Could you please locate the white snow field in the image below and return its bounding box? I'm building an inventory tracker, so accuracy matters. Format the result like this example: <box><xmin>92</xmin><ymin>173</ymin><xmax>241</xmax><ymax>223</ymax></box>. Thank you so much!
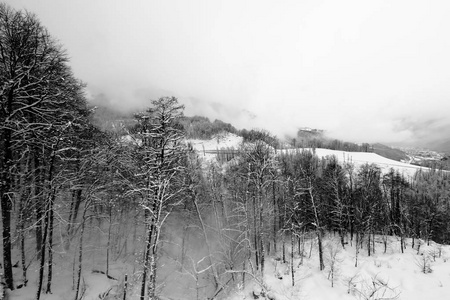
<box><xmin>190</xmin><ymin>132</ymin><xmax>429</xmax><ymax>177</ymax></box>
<box><xmin>279</xmin><ymin>148</ymin><xmax>428</xmax><ymax>178</ymax></box>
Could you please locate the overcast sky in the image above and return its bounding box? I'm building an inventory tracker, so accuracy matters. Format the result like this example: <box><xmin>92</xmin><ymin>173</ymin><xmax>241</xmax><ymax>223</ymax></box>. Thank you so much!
<box><xmin>6</xmin><ymin>0</ymin><xmax>450</xmax><ymax>145</ymax></box>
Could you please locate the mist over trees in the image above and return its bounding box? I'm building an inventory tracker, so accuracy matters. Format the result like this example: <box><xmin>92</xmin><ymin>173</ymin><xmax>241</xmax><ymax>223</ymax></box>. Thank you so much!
<box><xmin>2</xmin><ymin>3</ymin><xmax>450</xmax><ymax>300</ymax></box>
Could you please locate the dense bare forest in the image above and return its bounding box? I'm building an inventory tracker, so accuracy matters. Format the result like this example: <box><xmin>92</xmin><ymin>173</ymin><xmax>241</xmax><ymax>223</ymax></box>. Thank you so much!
<box><xmin>2</xmin><ymin>4</ymin><xmax>450</xmax><ymax>300</ymax></box>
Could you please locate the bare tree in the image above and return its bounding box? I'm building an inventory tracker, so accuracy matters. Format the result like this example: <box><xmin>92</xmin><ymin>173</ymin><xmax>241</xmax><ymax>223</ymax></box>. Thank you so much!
<box><xmin>132</xmin><ymin>97</ymin><xmax>187</xmax><ymax>299</ymax></box>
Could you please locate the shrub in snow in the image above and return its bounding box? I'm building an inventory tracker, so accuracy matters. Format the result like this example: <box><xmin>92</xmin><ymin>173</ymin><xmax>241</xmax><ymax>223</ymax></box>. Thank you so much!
<box><xmin>325</xmin><ymin>240</ymin><xmax>343</xmax><ymax>287</ymax></box>
<box><xmin>429</xmin><ymin>247</ymin><xmax>439</xmax><ymax>262</ymax></box>
<box><xmin>415</xmin><ymin>253</ymin><xmax>433</xmax><ymax>274</ymax></box>
<box><xmin>354</xmin><ymin>274</ymin><xmax>400</xmax><ymax>300</ymax></box>
<box><xmin>344</xmin><ymin>273</ymin><xmax>361</xmax><ymax>296</ymax></box>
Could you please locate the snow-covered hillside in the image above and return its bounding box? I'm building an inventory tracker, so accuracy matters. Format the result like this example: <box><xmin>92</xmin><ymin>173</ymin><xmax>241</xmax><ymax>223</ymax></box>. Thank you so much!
<box><xmin>188</xmin><ymin>132</ymin><xmax>243</xmax><ymax>164</ymax></box>
<box><xmin>189</xmin><ymin>132</ymin><xmax>429</xmax><ymax>178</ymax></box>
<box><xmin>280</xmin><ymin>148</ymin><xmax>428</xmax><ymax>178</ymax></box>
<box><xmin>225</xmin><ymin>235</ymin><xmax>450</xmax><ymax>300</ymax></box>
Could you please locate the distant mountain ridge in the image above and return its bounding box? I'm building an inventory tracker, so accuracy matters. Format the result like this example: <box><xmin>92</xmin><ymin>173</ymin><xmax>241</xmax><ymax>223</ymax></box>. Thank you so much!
<box><xmin>427</xmin><ymin>138</ymin><xmax>450</xmax><ymax>155</ymax></box>
<box><xmin>371</xmin><ymin>143</ymin><xmax>409</xmax><ymax>162</ymax></box>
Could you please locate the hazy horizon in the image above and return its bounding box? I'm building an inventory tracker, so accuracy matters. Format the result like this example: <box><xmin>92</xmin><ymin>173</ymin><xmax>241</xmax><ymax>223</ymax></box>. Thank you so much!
<box><xmin>6</xmin><ymin>0</ymin><xmax>450</xmax><ymax>147</ymax></box>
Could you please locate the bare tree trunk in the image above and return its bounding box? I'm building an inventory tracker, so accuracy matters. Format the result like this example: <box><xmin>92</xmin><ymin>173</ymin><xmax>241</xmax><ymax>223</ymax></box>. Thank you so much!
<box><xmin>74</xmin><ymin>198</ymin><xmax>90</xmax><ymax>300</ymax></box>
<box><xmin>253</xmin><ymin>195</ymin><xmax>259</xmax><ymax>271</ymax></box>
<box><xmin>0</xmin><ymin>173</ymin><xmax>14</xmax><ymax>290</ymax></box>
<box><xmin>123</xmin><ymin>274</ymin><xmax>128</xmax><ymax>300</ymax></box>
<box><xmin>20</xmin><ymin>228</ymin><xmax>27</xmax><ymax>285</ymax></box>
<box><xmin>317</xmin><ymin>230</ymin><xmax>324</xmax><ymax>271</ymax></box>
<box><xmin>291</xmin><ymin>231</ymin><xmax>295</xmax><ymax>286</ymax></box>
<box><xmin>260</xmin><ymin>234</ymin><xmax>265</xmax><ymax>276</ymax></box>
<box><xmin>372</xmin><ymin>231</ymin><xmax>375</xmax><ymax>255</ymax></box>
<box><xmin>36</xmin><ymin>196</ymin><xmax>50</xmax><ymax>300</ymax></box>
<box><xmin>46</xmin><ymin>193</ymin><xmax>55</xmax><ymax>294</ymax></box>
<box><xmin>299</xmin><ymin>230</ymin><xmax>305</xmax><ymax>266</ymax></box>
<box><xmin>355</xmin><ymin>232</ymin><xmax>359</xmax><ymax>267</ymax></box>
<box><xmin>0</xmin><ymin>75</ymin><xmax>15</xmax><ymax>291</ymax></box>
<box><xmin>18</xmin><ymin>184</ymin><xmax>29</xmax><ymax>286</ymax></box>
<box><xmin>308</xmin><ymin>185</ymin><xmax>324</xmax><ymax>271</ymax></box>
<box><xmin>148</xmin><ymin>223</ymin><xmax>159</xmax><ymax>300</ymax></box>
<box><xmin>34</xmin><ymin>150</ymin><xmax>44</xmax><ymax>260</ymax></box>
<box><xmin>140</xmin><ymin>209</ymin><xmax>151</xmax><ymax>300</ymax></box>
<box><xmin>68</xmin><ymin>189</ymin><xmax>82</xmax><ymax>236</ymax></box>
<box><xmin>242</xmin><ymin>260</ymin><xmax>246</xmax><ymax>289</ymax></box>
<box><xmin>192</xmin><ymin>189</ymin><xmax>219</xmax><ymax>289</ymax></box>
<box><xmin>340</xmin><ymin>229</ymin><xmax>345</xmax><ymax>249</ymax></box>
<box><xmin>67</xmin><ymin>190</ymin><xmax>76</xmax><ymax>234</ymax></box>
<box><xmin>259</xmin><ymin>185</ymin><xmax>265</xmax><ymax>277</ymax></box>
<box><xmin>107</xmin><ymin>206</ymin><xmax>112</xmax><ymax>277</ymax></box>
<box><xmin>273</xmin><ymin>182</ymin><xmax>277</xmax><ymax>253</ymax></box>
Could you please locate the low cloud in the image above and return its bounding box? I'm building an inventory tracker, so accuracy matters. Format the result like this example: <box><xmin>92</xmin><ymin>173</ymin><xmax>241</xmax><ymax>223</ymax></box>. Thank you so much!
<box><xmin>9</xmin><ymin>0</ymin><xmax>450</xmax><ymax>149</ymax></box>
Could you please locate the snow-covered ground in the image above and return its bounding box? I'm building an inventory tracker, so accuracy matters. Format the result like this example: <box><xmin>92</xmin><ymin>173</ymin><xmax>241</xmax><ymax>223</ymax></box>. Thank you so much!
<box><xmin>226</xmin><ymin>235</ymin><xmax>450</xmax><ymax>300</ymax></box>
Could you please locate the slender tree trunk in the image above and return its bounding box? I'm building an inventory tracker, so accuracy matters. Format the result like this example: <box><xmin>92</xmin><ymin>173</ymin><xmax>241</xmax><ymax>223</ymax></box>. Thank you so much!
<box><xmin>67</xmin><ymin>156</ymin><xmax>81</xmax><ymax>235</ymax></box>
<box><xmin>107</xmin><ymin>206</ymin><xmax>112</xmax><ymax>277</ymax></box>
<box><xmin>192</xmin><ymin>189</ymin><xmax>219</xmax><ymax>289</ymax></box>
<box><xmin>260</xmin><ymin>235</ymin><xmax>265</xmax><ymax>276</ymax></box>
<box><xmin>140</xmin><ymin>209</ymin><xmax>151</xmax><ymax>300</ymax></box>
<box><xmin>70</xmin><ymin>190</ymin><xmax>83</xmax><ymax>235</ymax></box>
<box><xmin>317</xmin><ymin>230</ymin><xmax>324</xmax><ymax>271</ymax></box>
<box><xmin>74</xmin><ymin>198</ymin><xmax>90</xmax><ymax>300</ymax></box>
<box><xmin>148</xmin><ymin>195</ymin><xmax>163</xmax><ymax>300</ymax></box>
<box><xmin>299</xmin><ymin>230</ymin><xmax>304</xmax><ymax>266</ymax></box>
<box><xmin>34</xmin><ymin>150</ymin><xmax>44</xmax><ymax>259</ymax></box>
<box><xmin>309</xmin><ymin>185</ymin><xmax>324</xmax><ymax>270</ymax></box>
<box><xmin>291</xmin><ymin>231</ymin><xmax>295</xmax><ymax>286</ymax></box>
<box><xmin>273</xmin><ymin>182</ymin><xmax>277</xmax><ymax>253</ymax></box>
<box><xmin>259</xmin><ymin>183</ymin><xmax>265</xmax><ymax>276</ymax></box>
<box><xmin>38</xmin><ymin>142</ymin><xmax>59</xmax><ymax>297</ymax></box>
<box><xmin>36</xmin><ymin>197</ymin><xmax>50</xmax><ymax>300</ymax></box>
<box><xmin>46</xmin><ymin>190</ymin><xmax>55</xmax><ymax>294</ymax></box>
<box><xmin>340</xmin><ymin>228</ymin><xmax>345</xmax><ymax>249</ymax></box>
<box><xmin>67</xmin><ymin>190</ymin><xmax>76</xmax><ymax>234</ymax></box>
<box><xmin>355</xmin><ymin>232</ymin><xmax>359</xmax><ymax>267</ymax></box>
<box><xmin>242</xmin><ymin>260</ymin><xmax>246</xmax><ymax>290</ymax></box>
<box><xmin>147</xmin><ymin>222</ymin><xmax>158</xmax><ymax>299</ymax></box>
<box><xmin>0</xmin><ymin>167</ymin><xmax>14</xmax><ymax>290</ymax></box>
<box><xmin>400</xmin><ymin>232</ymin><xmax>404</xmax><ymax>254</ymax></box>
<box><xmin>372</xmin><ymin>230</ymin><xmax>375</xmax><ymax>255</ymax></box>
<box><xmin>0</xmin><ymin>74</ymin><xmax>14</xmax><ymax>291</ymax></box>
<box><xmin>21</xmin><ymin>228</ymin><xmax>27</xmax><ymax>286</ymax></box>
<box><xmin>18</xmin><ymin>186</ymin><xmax>28</xmax><ymax>286</ymax></box>
<box><xmin>253</xmin><ymin>195</ymin><xmax>259</xmax><ymax>270</ymax></box>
